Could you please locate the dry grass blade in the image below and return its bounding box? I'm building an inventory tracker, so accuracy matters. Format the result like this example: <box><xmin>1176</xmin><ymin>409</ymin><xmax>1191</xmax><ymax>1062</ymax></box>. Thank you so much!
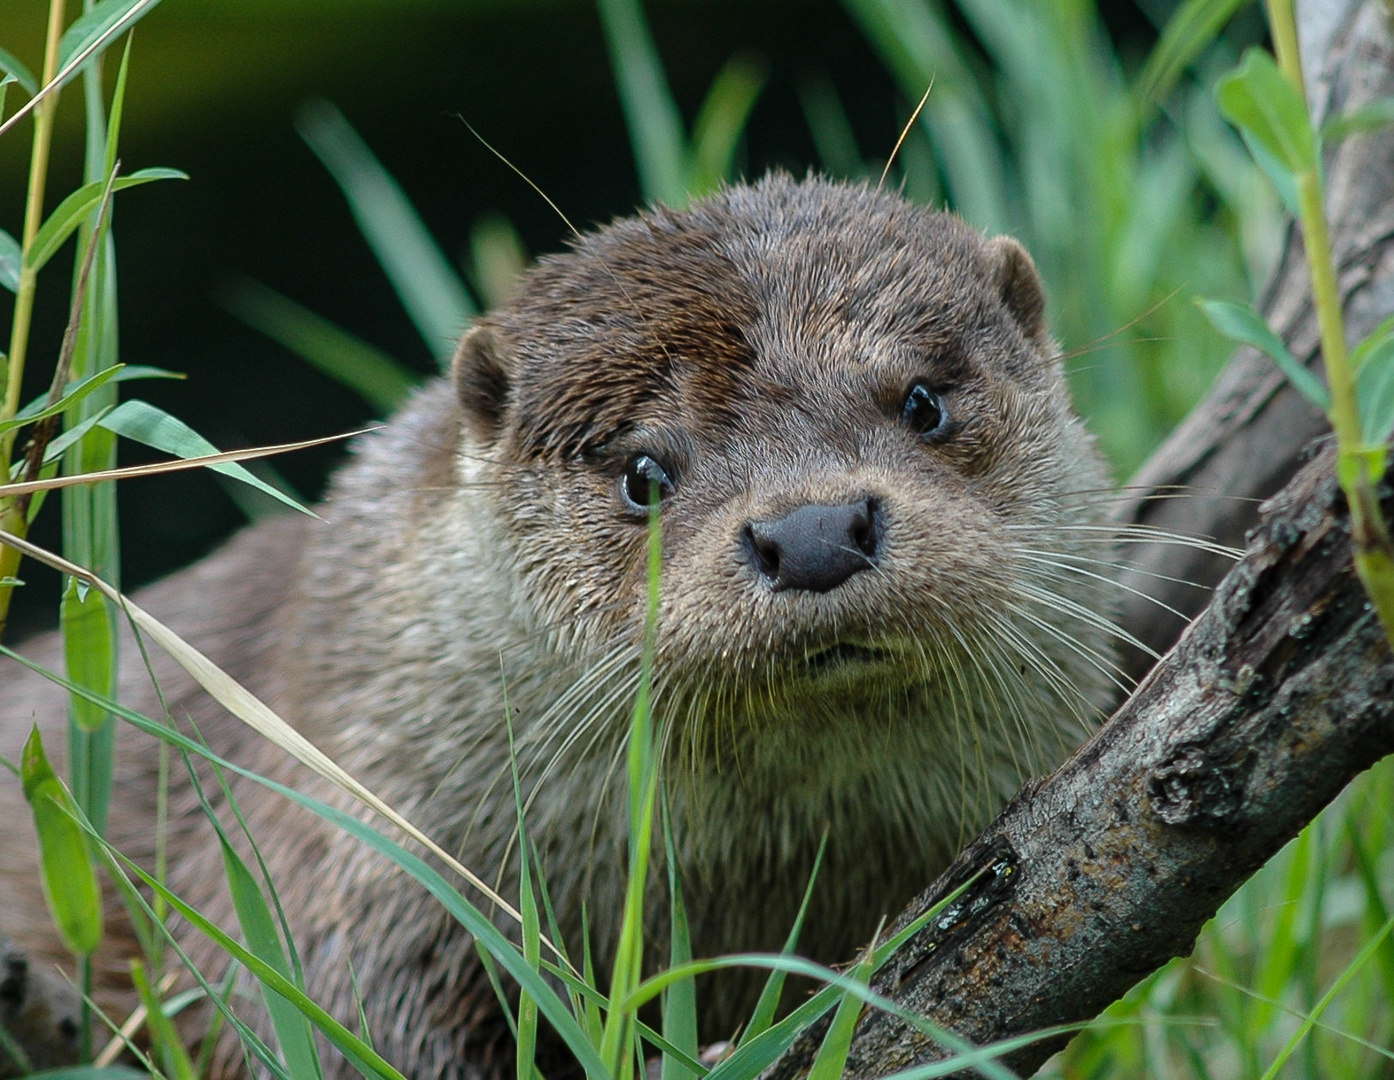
<box><xmin>454</xmin><ymin>116</ymin><xmax>580</xmax><ymax>240</ymax></box>
<box><xmin>878</xmin><ymin>80</ymin><xmax>933</xmax><ymax>192</ymax></box>
<box><xmin>92</xmin><ymin>969</ymin><xmax>178</xmax><ymax>1067</ymax></box>
<box><xmin>0</xmin><ymin>430</ymin><xmax>374</xmax><ymax>500</ymax></box>
<box><xmin>0</xmin><ymin>0</ymin><xmax>165</xmax><ymax>140</ymax></box>
<box><xmin>18</xmin><ymin>165</ymin><xmax>118</xmax><ymax>508</ymax></box>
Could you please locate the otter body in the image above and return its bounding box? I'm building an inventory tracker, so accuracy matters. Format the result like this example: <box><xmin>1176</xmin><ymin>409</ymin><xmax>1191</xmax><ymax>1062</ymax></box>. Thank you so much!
<box><xmin>2</xmin><ymin>176</ymin><xmax>1114</xmax><ymax>1078</ymax></box>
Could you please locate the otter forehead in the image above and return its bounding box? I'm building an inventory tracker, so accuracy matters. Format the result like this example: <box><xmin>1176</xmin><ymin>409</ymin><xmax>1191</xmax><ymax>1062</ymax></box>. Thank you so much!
<box><xmin>703</xmin><ymin>174</ymin><xmax>999</xmax><ymax>362</ymax></box>
<box><xmin>487</xmin><ymin>176</ymin><xmax>1025</xmax><ymax>461</ymax></box>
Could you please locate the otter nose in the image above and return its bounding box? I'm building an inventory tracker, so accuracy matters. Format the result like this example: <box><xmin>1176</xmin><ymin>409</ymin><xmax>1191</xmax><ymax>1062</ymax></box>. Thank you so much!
<box><xmin>743</xmin><ymin>498</ymin><xmax>880</xmax><ymax>593</ymax></box>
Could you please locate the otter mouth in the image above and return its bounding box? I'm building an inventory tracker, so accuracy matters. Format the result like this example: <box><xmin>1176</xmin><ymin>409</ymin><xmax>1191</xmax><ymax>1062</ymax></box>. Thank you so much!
<box><xmin>802</xmin><ymin>641</ymin><xmax>892</xmax><ymax>677</ymax></box>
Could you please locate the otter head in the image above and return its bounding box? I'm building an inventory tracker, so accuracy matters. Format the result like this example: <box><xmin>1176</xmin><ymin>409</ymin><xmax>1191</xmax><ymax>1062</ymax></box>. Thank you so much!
<box><xmin>450</xmin><ymin>174</ymin><xmax>1113</xmax><ymax>790</ymax></box>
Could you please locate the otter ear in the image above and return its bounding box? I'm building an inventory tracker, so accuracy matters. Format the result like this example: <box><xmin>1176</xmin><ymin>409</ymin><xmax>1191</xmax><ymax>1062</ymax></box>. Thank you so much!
<box><xmin>983</xmin><ymin>235</ymin><xmax>1048</xmax><ymax>345</ymax></box>
<box><xmin>452</xmin><ymin>323</ymin><xmax>513</xmax><ymax>445</ymax></box>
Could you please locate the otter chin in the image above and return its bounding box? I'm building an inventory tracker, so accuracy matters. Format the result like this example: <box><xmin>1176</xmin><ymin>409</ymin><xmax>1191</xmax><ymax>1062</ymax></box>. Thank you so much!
<box><xmin>2</xmin><ymin>173</ymin><xmax>1118</xmax><ymax>1079</ymax></box>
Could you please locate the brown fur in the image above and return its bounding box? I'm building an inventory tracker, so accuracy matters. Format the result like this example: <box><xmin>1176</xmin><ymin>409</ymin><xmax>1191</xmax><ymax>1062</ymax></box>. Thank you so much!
<box><xmin>1</xmin><ymin>175</ymin><xmax>1115</xmax><ymax>1078</ymax></box>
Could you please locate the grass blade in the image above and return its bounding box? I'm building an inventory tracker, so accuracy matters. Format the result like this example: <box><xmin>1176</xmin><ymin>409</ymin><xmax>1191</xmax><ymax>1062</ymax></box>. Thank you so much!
<box><xmin>687</xmin><ymin>52</ymin><xmax>767</xmax><ymax>196</ymax></box>
<box><xmin>740</xmin><ymin>835</ymin><xmax>825</xmax><ymax>1045</ymax></box>
<box><xmin>1137</xmin><ymin>0</ymin><xmax>1249</xmax><ymax>107</ymax></box>
<box><xmin>219</xmin><ymin>833</ymin><xmax>325</xmax><ymax>1080</ymax></box>
<box><xmin>466</xmin><ymin>212</ymin><xmax>528</xmax><ymax>310</ymax></box>
<box><xmin>806</xmin><ymin>949</ymin><xmax>872</xmax><ymax>1080</ymax></box>
<box><xmin>97</xmin><ymin>399</ymin><xmax>312</xmax><ymax>515</ymax></box>
<box><xmin>0</xmin><ymin>431</ymin><xmax>358</xmax><ymax>501</ymax></box>
<box><xmin>0</xmin><ymin>0</ymin><xmax>165</xmax><ymax>139</ymax></box>
<box><xmin>840</xmin><ymin>0</ymin><xmax>1008</xmax><ymax>232</ymax></box>
<box><xmin>112</xmin><ymin>849</ymin><xmax>402</xmax><ymax>1080</ymax></box>
<box><xmin>221</xmin><ymin>278</ymin><xmax>418</xmax><ymax>414</ymax></box>
<box><xmin>0</xmin><ymin>533</ymin><xmax>585</xmax><ymax>1012</ymax></box>
<box><xmin>0</xmin><ymin>365</ymin><xmax>125</xmax><ymax>435</ymax></box>
<box><xmin>1258</xmin><ymin>912</ymin><xmax>1394</xmax><ymax>1080</ymax></box>
<box><xmin>1344</xmin><ymin>814</ymin><xmax>1394</xmax><ymax>1007</ymax></box>
<box><xmin>0</xmin><ymin>228</ymin><xmax>20</xmax><ymax>292</ymax></box>
<box><xmin>797</xmin><ymin>75</ymin><xmax>868</xmax><ymax>179</ymax></box>
<box><xmin>296</xmin><ymin>99</ymin><xmax>475</xmax><ymax>362</ymax></box>
<box><xmin>24</xmin><ymin>169</ymin><xmax>187</xmax><ymax>277</ymax></box>
<box><xmin>5</xmin><ymin>643</ymin><xmax>614</xmax><ymax>1080</ymax></box>
<box><xmin>60</xmin><ymin>578</ymin><xmax>114</xmax><ymax>732</ymax></box>
<box><xmin>504</xmin><ymin>712</ymin><xmax>541</xmax><ymax>1080</ymax></box>
<box><xmin>20</xmin><ymin>726</ymin><xmax>103</xmax><ymax>957</ymax></box>
<box><xmin>517</xmin><ymin>858</ymin><xmax>541</xmax><ymax>1080</ymax></box>
<box><xmin>660</xmin><ymin>795</ymin><xmax>698</xmax><ymax>1080</ymax></box>
<box><xmin>58</xmin><ymin>0</ymin><xmax>161</xmax><ymax>75</ymax></box>
<box><xmin>0</xmin><ymin>45</ymin><xmax>38</xmax><ymax>95</ymax></box>
<box><xmin>129</xmin><ymin>960</ymin><xmax>197</xmax><ymax>1080</ymax></box>
<box><xmin>597</xmin><ymin>0</ymin><xmax>688</xmax><ymax>206</ymax></box>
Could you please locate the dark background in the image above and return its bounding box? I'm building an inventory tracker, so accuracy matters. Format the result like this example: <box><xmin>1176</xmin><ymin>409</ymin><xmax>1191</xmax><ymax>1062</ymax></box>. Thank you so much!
<box><xmin>2</xmin><ymin>0</ymin><xmax>1168</xmax><ymax>638</ymax></box>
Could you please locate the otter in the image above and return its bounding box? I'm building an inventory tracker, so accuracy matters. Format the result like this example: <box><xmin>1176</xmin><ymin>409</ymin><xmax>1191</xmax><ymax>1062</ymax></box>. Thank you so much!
<box><xmin>1</xmin><ymin>174</ymin><xmax>1116</xmax><ymax>1078</ymax></box>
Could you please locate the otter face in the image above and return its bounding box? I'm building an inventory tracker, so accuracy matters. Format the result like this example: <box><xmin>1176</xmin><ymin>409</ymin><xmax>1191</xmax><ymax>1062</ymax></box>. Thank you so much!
<box><xmin>451</xmin><ymin>175</ymin><xmax>1114</xmax><ymax>784</ymax></box>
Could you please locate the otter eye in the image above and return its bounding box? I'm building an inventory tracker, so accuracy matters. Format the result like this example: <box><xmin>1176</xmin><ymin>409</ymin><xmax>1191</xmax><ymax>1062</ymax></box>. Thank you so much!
<box><xmin>621</xmin><ymin>453</ymin><xmax>675</xmax><ymax>511</ymax></box>
<box><xmin>902</xmin><ymin>381</ymin><xmax>948</xmax><ymax>438</ymax></box>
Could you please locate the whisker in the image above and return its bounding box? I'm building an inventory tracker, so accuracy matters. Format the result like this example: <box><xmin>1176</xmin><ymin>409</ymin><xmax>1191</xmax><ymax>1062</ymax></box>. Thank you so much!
<box><xmin>1006</xmin><ymin>521</ymin><xmax>1242</xmax><ymax>560</ymax></box>
<box><xmin>1014</xmin><ymin>546</ymin><xmax>1215</xmax><ymax>591</ymax></box>
<box><xmin>1000</xmin><ymin>599</ymin><xmax>1135</xmax><ymax>697</ymax></box>
<box><xmin>1014</xmin><ymin>550</ymin><xmax>1195</xmax><ymax>624</ymax></box>
<box><xmin>1011</xmin><ymin>574</ymin><xmax>1161</xmax><ymax>659</ymax></box>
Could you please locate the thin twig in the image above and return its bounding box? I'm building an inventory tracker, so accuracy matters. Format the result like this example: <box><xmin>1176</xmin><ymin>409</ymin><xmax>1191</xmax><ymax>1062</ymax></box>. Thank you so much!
<box><xmin>17</xmin><ymin>165</ymin><xmax>120</xmax><ymax>512</ymax></box>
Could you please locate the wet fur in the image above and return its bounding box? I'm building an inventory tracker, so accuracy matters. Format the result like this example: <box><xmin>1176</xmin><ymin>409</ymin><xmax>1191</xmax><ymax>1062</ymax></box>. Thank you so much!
<box><xmin>2</xmin><ymin>175</ymin><xmax>1117</xmax><ymax>1078</ymax></box>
